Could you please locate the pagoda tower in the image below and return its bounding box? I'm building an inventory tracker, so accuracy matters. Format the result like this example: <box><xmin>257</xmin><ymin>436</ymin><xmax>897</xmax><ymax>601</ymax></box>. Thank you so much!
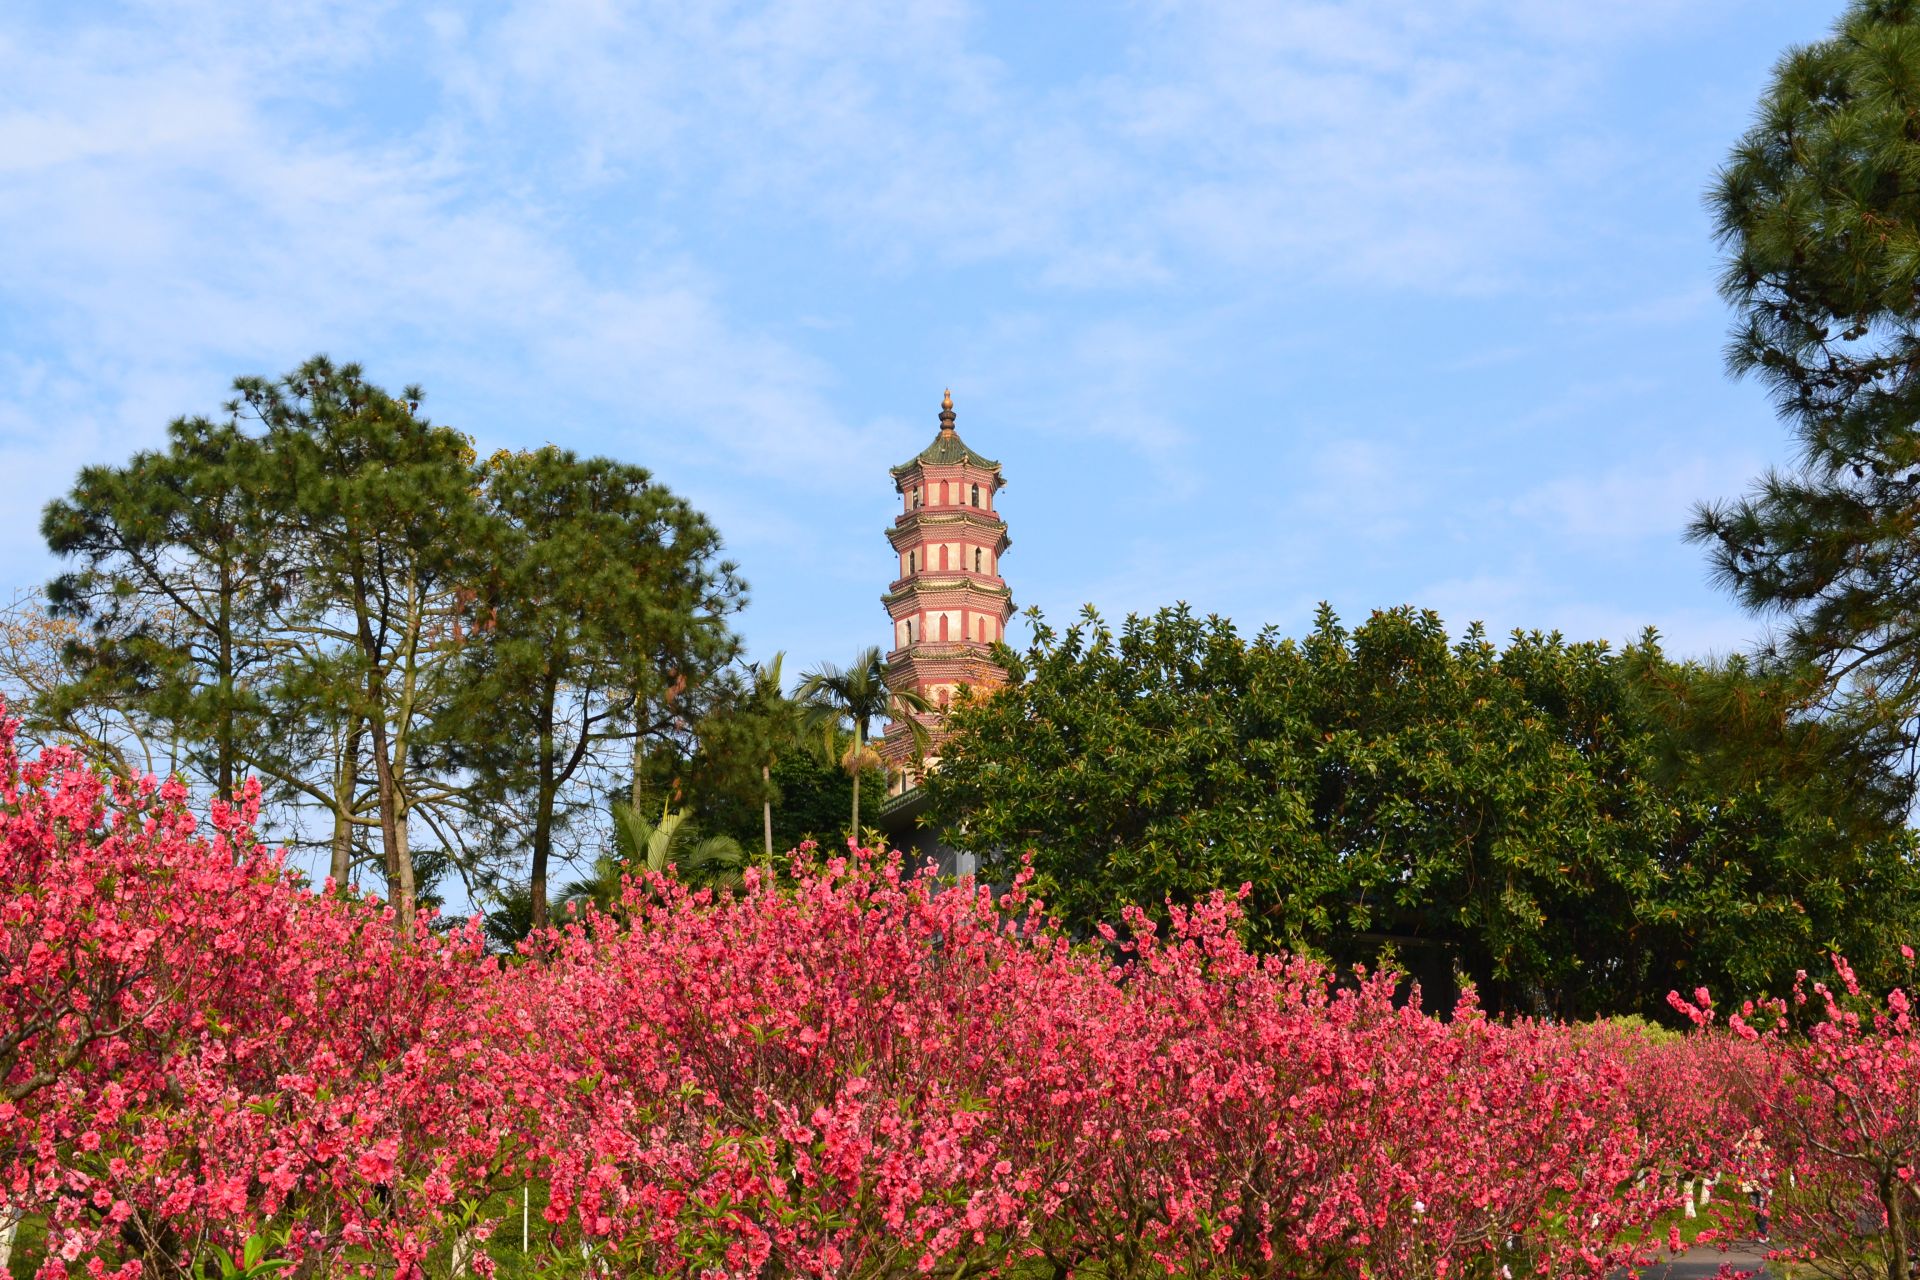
<box><xmin>878</xmin><ymin>390</ymin><xmax>1013</xmax><ymax>794</ymax></box>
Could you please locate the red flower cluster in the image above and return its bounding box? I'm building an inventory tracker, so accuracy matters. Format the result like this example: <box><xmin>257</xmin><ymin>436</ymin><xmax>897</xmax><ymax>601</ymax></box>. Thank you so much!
<box><xmin>0</xmin><ymin>708</ymin><xmax>1783</xmax><ymax>1278</ymax></box>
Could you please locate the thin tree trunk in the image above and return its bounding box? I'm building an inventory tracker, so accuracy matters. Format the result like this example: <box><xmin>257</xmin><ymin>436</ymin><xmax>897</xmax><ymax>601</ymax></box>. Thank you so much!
<box><xmin>1887</xmin><ymin>1171</ymin><xmax>1908</xmax><ymax>1280</ymax></box>
<box><xmin>352</xmin><ymin>571</ymin><xmax>410</xmax><ymax>929</ymax></box>
<box><xmin>530</xmin><ymin>818</ymin><xmax>551</xmax><ymax>932</ymax></box>
<box><xmin>762</xmin><ymin>762</ymin><xmax>774</xmax><ymax>864</ymax></box>
<box><xmin>630</xmin><ymin>687</ymin><xmax>646</xmax><ymax>811</ymax></box>
<box><xmin>530</xmin><ymin>679</ymin><xmax>557</xmax><ymax>932</ymax></box>
<box><xmin>0</xmin><ymin>1203</ymin><xmax>18</xmax><ymax>1276</ymax></box>
<box><xmin>366</xmin><ymin>713</ymin><xmax>416</xmax><ymax>933</ymax></box>
<box><xmin>368</xmin><ymin>707</ymin><xmax>406</xmax><ymax>919</ymax></box>
<box><xmin>328</xmin><ymin>806</ymin><xmax>352</xmax><ymax>890</ymax></box>
<box><xmin>217</xmin><ymin>558</ymin><xmax>234</xmax><ymax>799</ymax></box>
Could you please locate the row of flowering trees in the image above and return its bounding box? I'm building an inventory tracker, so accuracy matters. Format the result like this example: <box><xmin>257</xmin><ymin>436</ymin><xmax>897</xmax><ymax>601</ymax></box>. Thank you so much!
<box><xmin>2</xmin><ymin>707</ymin><xmax>1917</xmax><ymax>1279</ymax></box>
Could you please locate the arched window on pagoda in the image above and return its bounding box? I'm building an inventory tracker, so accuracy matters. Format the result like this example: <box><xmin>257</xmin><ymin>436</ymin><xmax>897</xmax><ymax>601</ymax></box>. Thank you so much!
<box><xmin>939</xmin><ymin>614</ymin><xmax>949</xmax><ymax>642</ymax></box>
<box><xmin>970</xmin><ymin>483</ymin><xmax>980</xmax><ymax>507</ymax></box>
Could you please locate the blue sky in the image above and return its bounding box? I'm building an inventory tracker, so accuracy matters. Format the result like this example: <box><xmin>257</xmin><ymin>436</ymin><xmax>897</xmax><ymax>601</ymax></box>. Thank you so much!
<box><xmin>0</xmin><ymin>0</ymin><xmax>1844</xmax><ymax>673</ymax></box>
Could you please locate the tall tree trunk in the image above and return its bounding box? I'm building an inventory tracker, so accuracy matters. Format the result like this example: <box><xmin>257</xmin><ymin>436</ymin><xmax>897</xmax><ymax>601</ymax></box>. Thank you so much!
<box><xmin>762</xmin><ymin>761</ymin><xmax>774</xmax><ymax>865</ymax></box>
<box><xmin>530</xmin><ymin>812</ymin><xmax>551</xmax><ymax>932</ymax></box>
<box><xmin>372</xmin><ymin>721</ymin><xmax>400</xmax><ymax>892</ymax></box>
<box><xmin>394</xmin><ymin>810</ymin><xmax>416</xmax><ymax>931</ymax></box>
<box><xmin>328</xmin><ymin>806</ymin><xmax>353</xmax><ymax>890</ymax></box>
<box><xmin>630</xmin><ymin>686</ymin><xmax>646</xmax><ymax>811</ymax></box>
<box><xmin>530</xmin><ymin>677</ymin><xmax>558</xmax><ymax>932</ymax></box>
<box><xmin>0</xmin><ymin>1203</ymin><xmax>18</xmax><ymax>1276</ymax></box>
<box><xmin>353</xmin><ymin>574</ymin><xmax>410</xmax><ymax>929</ymax></box>
<box><xmin>850</xmin><ymin>721</ymin><xmax>862</xmax><ymax>841</ymax></box>
<box><xmin>329</xmin><ymin>721</ymin><xmax>362</xmax><ymax>888</ymax></box>
<box><xmin>366</xmin><ymin>703</ymin><xmax>411</xmax><ymax>929</ymax></box>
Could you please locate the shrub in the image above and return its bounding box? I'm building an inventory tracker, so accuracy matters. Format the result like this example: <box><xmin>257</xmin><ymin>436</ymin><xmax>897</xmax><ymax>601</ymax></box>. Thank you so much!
<box><xmin>1</xmin><ymin>708</ymin><xmax>1773</xmax><ymax>1278</ymax></box>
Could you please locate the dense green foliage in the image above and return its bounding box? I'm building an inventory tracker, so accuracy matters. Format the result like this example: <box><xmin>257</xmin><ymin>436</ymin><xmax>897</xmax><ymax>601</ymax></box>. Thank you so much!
<box><xmin>926</xmin><ymin>604</ymin><xmax>1920</xmax><ymax>1018</ymax></box>
<box><xmin>664</xmin><ymin>717</ymin><xmax>887</xmax><ymax>855</ymax></box>
<box><xmin>1692</xmin><ymin>0</ymin><xmax>1920</xmax><ymax>776</ymax></box>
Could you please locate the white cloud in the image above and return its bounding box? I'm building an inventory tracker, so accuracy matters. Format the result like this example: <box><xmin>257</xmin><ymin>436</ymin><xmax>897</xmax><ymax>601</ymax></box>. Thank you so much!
<box><xmin>392</xmin><ymin>0</ymin><xmax>1742</xmax><ymax>294</ymax></box>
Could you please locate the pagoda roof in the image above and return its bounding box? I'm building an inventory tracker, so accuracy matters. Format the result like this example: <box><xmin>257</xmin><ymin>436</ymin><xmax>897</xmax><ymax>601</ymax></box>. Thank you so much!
<box><xmin>891</xmin><ymin>390</ymin><xmax>1004</xmax><ymax>478</ymax></box>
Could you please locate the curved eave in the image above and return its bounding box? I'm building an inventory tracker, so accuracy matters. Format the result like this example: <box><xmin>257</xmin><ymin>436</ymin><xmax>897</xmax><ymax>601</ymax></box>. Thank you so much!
<box><xmin>885</xmin><ymin>647</ymin><xmax>1008</xmax><ymax>672</ymax></box>
<box><xmin>881</xmin><ymin>579</ymin><xmax>1015</xmax><ymax>609</ymax></box>
<box><xmin>885</xmin><ymin>515</ymin><xmax>1012</xmax><ymax>551</ymax></box>
<box><xmin>890</xmin><ymin>510</ymin><xmax>1007</xmax><ymax>529</ymax></box>
<box><xmin>877</xmin><ymin>783</ymin><xmax>931</xmax><ymax>823</ymax></box>
<box><xmin>891</xmin><ymin>458</ymin><xmax>1006</xmax><ymax>479</ymax></box>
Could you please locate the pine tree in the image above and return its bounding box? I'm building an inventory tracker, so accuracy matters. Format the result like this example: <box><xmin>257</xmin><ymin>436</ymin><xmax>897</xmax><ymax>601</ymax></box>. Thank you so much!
<box><xmin>1691</xmin><ymin>0</ymin><xmax>1920</xmax><ymax>780</ymax></box>
<box><xmin>41</xmin><ymin>415</ymin><xmax>281</xmax><ymax>797</ymax></box>
<box><xmin>38</xmin><ymin>358</ymin><xmax>746</xmax><ymax>933</ymax></box>
<box><xmin>233</xmin><ymin>358</ymin><xmax>488</xmax><ymax>929</ymax></box>
<box><xmin>452</xmin><ymin>446</ymin><xmax>743</xmax><ymax>930</ymax></box>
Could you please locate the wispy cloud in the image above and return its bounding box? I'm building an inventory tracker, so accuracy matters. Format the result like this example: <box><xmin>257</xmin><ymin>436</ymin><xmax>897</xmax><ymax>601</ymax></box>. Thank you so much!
<box><xmin>1512</xmin><ymin>450</ymin><xmax>1765</xmax><ymax>545</ymax></box>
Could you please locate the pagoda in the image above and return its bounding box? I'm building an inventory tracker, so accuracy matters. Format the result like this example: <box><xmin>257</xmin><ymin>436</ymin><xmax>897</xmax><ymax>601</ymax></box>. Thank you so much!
<box><xmin>877</xmin><ymin>389</ymin><xmax>1013</xmax><ymax>794</ymax></box>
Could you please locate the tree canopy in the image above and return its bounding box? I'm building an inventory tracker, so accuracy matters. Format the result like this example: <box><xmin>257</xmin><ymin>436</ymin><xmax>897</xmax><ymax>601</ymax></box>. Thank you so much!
<box><xmin>454</xmin><ymin>445</ymin><xmax>743</xmax><ymax>928</ymax></box>
<box><xmin>925</xmin><ymin>604</ymin><xmax>1920</xmax><ymax>1018</ymax></box>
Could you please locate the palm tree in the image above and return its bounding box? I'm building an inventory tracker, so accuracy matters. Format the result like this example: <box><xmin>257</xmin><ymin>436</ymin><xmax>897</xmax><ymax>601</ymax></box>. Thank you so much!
<box><xmin>479</xmin><ymin>879</ymin><xmax>535</xmax><ymax>952</ymax></box>
<box><xmin>797</xmin><ymin>647</ymin><xmax>933</xmax><ymax>839</ymax></box>
<box><xmin>745</xmin><ymin>652</ymin><xmax>807</xmax><ymax>865</ymax></box>
<box><xmin>558</xmin><ymin>801</ymin><xmax>745</xmax><ymax>916</ymax></box>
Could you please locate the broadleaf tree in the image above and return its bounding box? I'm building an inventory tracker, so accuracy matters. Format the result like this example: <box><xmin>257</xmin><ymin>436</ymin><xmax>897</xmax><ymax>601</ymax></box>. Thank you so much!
<box><xmin>925</xmin><ymin>603</ymin><xmax>1920</xmax><ymax>1018</ymax></box>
